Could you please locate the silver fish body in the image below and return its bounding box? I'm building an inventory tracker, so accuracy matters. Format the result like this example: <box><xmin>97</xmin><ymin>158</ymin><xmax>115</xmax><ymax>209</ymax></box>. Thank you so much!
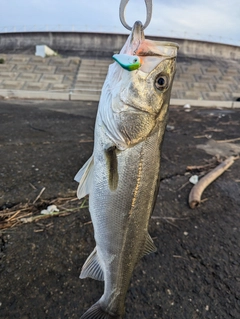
<box><xmin>75</xmin><ymin>21</ymin><xmax>178</xmax><ymax>319</ymax></box>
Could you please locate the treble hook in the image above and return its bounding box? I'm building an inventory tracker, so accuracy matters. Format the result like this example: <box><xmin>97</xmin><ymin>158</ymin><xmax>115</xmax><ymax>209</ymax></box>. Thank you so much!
<box><xmin>119</xmin><ymin>0</ymin><xmax>152</xmax><ymax>31</ymax></box>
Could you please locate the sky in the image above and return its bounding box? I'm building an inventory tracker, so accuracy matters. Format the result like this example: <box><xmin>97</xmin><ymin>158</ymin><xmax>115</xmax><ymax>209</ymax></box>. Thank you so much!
<box><xmin>0</xmin><ymin>0</ymin><xmax>240</xmax><ymax>46</ymax></box>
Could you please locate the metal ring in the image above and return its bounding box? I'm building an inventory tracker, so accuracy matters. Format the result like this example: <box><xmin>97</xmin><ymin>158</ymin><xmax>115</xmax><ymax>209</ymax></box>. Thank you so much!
<box><xmin>119</xmin><ymin>0</ymin><xmax>152</xmax><ymax>31</ymax></box>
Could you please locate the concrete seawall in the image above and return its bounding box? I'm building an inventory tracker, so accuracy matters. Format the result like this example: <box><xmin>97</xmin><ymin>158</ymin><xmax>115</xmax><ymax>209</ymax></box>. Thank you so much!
<box><xmin>1</xmin><ymin>31</ymin><xmax>240</xmax><ymax>60</ymax></box>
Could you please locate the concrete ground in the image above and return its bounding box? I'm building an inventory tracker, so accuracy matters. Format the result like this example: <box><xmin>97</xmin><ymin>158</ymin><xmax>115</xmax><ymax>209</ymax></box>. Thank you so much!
<box><xmin>0</xmin><ymin>100</ymin><xmax>240</xmax><ymax>319</ymax></box>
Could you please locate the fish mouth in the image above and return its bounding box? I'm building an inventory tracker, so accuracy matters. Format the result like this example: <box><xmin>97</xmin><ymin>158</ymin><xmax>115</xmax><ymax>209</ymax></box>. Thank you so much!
<box><xmin>129</xmin><ymin>21</ymin><xmax>178</xmax><ymax>58</ymax></box>
<box><xmin>130</xmin><ymin>21</ymin><xmax>145</xmax><ymax>54</ymax></box>
<box><xmin>120</xmin><ymin>100</ymin><xmax>152</xmax><ymax>115</ymax></box>
<box><xmin>130</xmin><ymin>21</ymin><xmax>145</xmax><ymax>42</ymax></box>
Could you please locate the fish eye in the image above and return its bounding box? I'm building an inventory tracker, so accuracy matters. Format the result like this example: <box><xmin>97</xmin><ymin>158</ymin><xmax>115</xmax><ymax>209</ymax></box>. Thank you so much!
<box><xmin>155</xmin><ymin>75</ymin><xmax>168</xmax><ymax>90</ymax></box>
<box><xmin>133</xmin><ymin>58</ymin><xmax>138</xmax><ymax>63</ymax></box>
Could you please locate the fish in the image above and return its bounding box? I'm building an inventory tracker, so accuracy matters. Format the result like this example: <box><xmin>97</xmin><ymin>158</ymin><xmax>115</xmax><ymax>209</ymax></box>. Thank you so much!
<box><xmin>75</xmin><ymin>20</ymin><xmax>178</xmax><ymax>319</ymax></box>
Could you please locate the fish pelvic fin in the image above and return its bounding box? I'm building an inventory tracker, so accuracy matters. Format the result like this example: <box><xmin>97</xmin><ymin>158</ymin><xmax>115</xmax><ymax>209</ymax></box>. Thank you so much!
<box><xmin>80</xmin><ymin>247</ymin><xmax>104</xmax><ymax>281</ymax></box>
<box><xmin>74</xmin><ymin>155</ymin><xmax>94</xmax><ymax>199</ymax></box>
<box><xmin>81</xmin><ymin>302</ymin><xmax>122</xmax><ymax>319</ymax></box>
<box><xmin>141</xmin><ymin>233</ymin><xmax>157</xmax><ymax>258</ymax></box>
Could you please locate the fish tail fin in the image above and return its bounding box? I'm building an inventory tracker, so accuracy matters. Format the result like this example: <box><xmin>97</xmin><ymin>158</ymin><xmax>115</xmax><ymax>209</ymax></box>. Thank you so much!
<box><xmin>81</xmin><ymin>302</ymin><xmax>122</xmax><ymax>319</ymax></box>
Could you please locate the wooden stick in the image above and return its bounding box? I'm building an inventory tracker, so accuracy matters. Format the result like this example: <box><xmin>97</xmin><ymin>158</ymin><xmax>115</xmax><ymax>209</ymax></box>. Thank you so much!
<box><xmin>189</xmin><ymin>156</ymin><xmax>236</xmax><ymax>209</ymax></box>
<box><xmin>216</xmin><ymin>137</ymin><xmax>240</xmax><ymax>143</ymax></box>
<box><xmin>7</xmin><ymin>210</ymin><xmax>22</xmax><ymax>221</ymax></box>
<box><xmin>33</xmin><ymin>187</ymin><xmax>46</xmax><ymax>204</ymax></box>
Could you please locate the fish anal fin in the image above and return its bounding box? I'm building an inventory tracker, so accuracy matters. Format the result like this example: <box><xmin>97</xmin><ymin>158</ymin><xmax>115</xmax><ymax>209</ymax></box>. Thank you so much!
<box><xmin>141</xmin><ymin>233</ymin><xmax>157</xmax><ymax>257</ymax></box>
<box><xmin>80</xmin><ymin>248</ymin><xmax>104</xmax><ymax>281</ymax></box>
<box><xmin>74</xmin><ymin>155</ymin><xmax>94</xmax><ymax>199</ymax></box>
<box><xmin>81</xmin><ymin>302</ymin><xmax>122</xmax><ymax>319</ymax></box>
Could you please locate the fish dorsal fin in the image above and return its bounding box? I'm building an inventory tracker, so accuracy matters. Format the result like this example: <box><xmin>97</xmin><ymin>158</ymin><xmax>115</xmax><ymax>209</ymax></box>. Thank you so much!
<box><xmin>74</xmin><ymin>155</ymin><xmax>94</xmax><ymax>199</ymax></box>
<box><xmin>141</xmin><ymin>233</ymin><xmax>157</xmax><ymax>257</ymax></box>
<box><xmin>80</xmin><ymin>247</ymin><xmax>104</xmax><ymax>281</ymax></box>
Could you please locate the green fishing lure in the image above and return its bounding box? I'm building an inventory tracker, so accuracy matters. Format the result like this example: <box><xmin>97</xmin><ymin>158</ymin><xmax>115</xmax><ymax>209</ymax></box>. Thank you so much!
<box><xmin>112</xmin><ymin>54</ymin><xmax>141</xmax><ymax>71</ymax></box>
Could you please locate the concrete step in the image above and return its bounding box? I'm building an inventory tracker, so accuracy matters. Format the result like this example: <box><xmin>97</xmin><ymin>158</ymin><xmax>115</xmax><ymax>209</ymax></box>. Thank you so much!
<box><xmin>75</xmin><ymin>83</ymin><xmax>103</xmax><ymax>90</ymax></box>
<box><xmin>77</xmin><ymin>73</ymin><xmax>106</xmax><ymax>80</ymax></box>
<box><xmin>75</xmin><ymin>78</ymin><xmax>105</xmax><ymax>85</ymax></box>
<box><xmin>1</xmin><ymin>54</ymin><xmax>240</xmax><ymax>103</ymax></box>
<box><xmin>79</xmin><ymin>68</ymin><xmax>108</xmax><ymax>74</ymax></box>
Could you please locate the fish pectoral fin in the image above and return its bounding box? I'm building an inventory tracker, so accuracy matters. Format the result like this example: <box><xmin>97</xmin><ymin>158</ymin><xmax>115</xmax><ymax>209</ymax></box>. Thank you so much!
<box><xmin>80</xmin><ymin>247</ymin><xmax>104</xmax><ymax>281</ymax></box>
<box><xmin>141</xmin><ymin>233</ymin><xmax>157</xmax><ymax>257</ymax></box>
<box><xmin>81</xmin><ymin>302</ymin><xmax>122</xmax><ymax>319</ymax></box>
<box><xmin>74</xmin><ymin>155</ymin><xmax>94</xmax><ymax>199</ymax></box>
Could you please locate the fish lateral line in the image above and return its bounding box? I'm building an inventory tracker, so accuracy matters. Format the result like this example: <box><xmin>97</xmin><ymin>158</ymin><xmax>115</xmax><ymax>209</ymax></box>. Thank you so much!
<box><xmin>128</xmin><ymin>147</ymin><xmax>144</xmax><ymax>216</ymax></box>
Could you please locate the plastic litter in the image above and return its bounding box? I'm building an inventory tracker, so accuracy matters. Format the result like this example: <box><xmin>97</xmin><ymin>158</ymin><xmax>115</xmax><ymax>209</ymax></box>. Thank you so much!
<box><xmin>189</xmin><ymin>175</ymin><xmax>199</xmax><ymax>185</ymax></box>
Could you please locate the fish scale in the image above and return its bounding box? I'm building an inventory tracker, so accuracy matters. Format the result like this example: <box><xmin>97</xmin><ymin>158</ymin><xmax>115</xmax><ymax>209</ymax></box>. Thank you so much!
<box><xmin>75</xmin><ymin>21</ymin><xmax>178</xmax><ymax>318</ymax></box>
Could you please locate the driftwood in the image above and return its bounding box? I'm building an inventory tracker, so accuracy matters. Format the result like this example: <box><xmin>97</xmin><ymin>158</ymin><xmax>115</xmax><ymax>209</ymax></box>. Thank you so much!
<box><xmin>216</xmin><ymin>137</ymin><xmax>240</xmax><ymax>143</ymax></box>
<box><xmin>189</xmin><ymin>156</ymin><xmax>236</xmax><ymax>208</ymax></box>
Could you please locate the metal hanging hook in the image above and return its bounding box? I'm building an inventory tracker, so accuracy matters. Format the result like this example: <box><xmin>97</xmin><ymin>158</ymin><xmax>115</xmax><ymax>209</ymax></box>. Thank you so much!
<box><xmin>119</xmin><ymin>0</ymin><xmax>152</xmax><ymax>31</ymax></box>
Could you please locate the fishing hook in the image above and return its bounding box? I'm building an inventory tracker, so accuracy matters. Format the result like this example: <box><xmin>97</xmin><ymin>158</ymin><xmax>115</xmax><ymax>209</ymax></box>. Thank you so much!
<box><xmin>119</xmin><ymin>0</ymin><xmax>152</xmax><ymax>31</ymax></box>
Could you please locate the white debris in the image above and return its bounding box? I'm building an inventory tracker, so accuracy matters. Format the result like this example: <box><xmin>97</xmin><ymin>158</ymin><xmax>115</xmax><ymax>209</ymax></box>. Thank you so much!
<box><xmin>21</xmin><ymin>217</ymin><xmax>34</xmax><ymax>223</ymax></box>
<box><xmin>35</xmin><ymin>45</ymin><xmax>57</xmax><ymax>58</ymax></box>
<box><xmin>40</xmin><ymin>210</ymin><xmax>49</xmax><ymax>215</ymax></box>
<box><xmin>189</xmin><ymin>175</ymin><xmax>199</xmax><ymax>185</ymax></box>
<box><xmin>183</xmin><ymin>104</ymin><xmax>191</xmax><ymax>109</ymax></box>
<box><xmin>41</xmin><ymin>205</ymin><xmax>59</xmax><ymax>215</ymax></box>
<box><xmin>166</xmin><ymin>125</ymin><xmax>175</xmax><ymax>131</ymax></box>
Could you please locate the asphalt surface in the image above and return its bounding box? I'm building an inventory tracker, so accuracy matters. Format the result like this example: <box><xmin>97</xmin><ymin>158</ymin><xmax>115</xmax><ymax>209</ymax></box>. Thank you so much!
<box><xmin>0</xmin><ymin>100</ymin><xmax>240</xmax><ymax>319</ymax></box>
